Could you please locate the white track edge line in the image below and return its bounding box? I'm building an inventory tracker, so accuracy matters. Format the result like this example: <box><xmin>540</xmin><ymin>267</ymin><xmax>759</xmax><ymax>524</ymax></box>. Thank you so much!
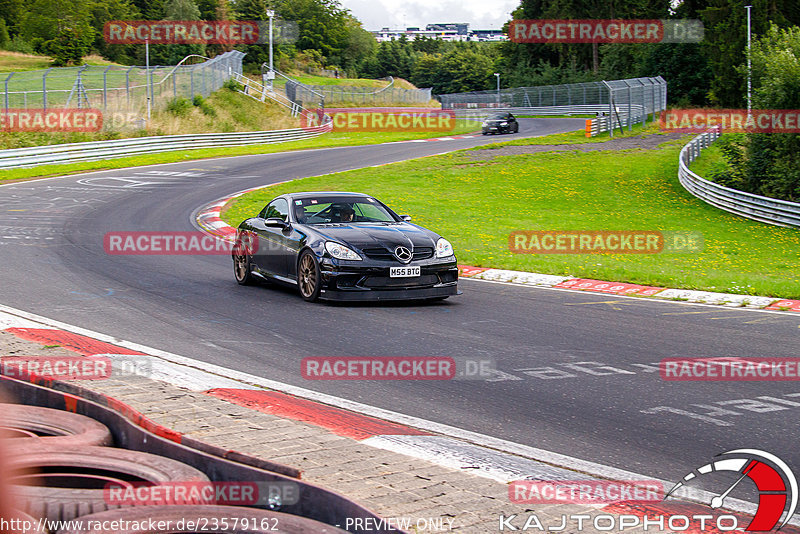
<box><xmin>2</xmin><ymin>302</ymin><xmax>799</xmax><ymax>525</ymax></box>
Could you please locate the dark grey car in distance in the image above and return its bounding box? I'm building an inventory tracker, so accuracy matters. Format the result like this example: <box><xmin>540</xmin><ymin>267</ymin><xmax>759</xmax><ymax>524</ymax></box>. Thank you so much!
<box><xmin>481</xmin><ymin>112</ymin><xmax>519</xmax><ymax>134</ymax></box>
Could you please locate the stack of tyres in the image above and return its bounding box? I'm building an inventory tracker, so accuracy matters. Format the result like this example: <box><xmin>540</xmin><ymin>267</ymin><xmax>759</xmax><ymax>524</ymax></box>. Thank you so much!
<box><xmin>0</xmin><ymin>403</ymin><xmax>354</xmax><ymax>533</ymax></box>
<box><xmin>0</xmin><ymin>404</ymin><xmax>113</xmax><ymax>447</ymax></box>
<box><xmin>5</xmin><ymin>446</ymin><xmax>211</xmax><ymax>522</ymax></box>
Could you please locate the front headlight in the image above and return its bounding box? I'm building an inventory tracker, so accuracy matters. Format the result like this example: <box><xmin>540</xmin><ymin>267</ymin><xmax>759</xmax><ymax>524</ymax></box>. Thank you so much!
<box><xmin>325</xmin><ymin>241</ymin><xmax>362</xmax><ymax>260</ymax></box>
<box><xmin>500</xmin><ymin>121</ymin><xmax>508</xmax><ymax>126</ymax></box>
<box><xmin>435</xmin><ymin>238</ymin><xmax>454</xmax><ymax>258</ymax></box>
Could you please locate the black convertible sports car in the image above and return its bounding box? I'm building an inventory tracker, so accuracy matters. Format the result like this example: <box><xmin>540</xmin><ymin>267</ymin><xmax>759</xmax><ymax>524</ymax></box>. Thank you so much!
<box><xmin>481</xmin><ymin>112</ymin><xmax>519</xmax><ymax>135</ymax></box>
<box><xmin>232</xmin><ymin>192</ymin><xmax>459</xmax><ymax>302</ymax></box>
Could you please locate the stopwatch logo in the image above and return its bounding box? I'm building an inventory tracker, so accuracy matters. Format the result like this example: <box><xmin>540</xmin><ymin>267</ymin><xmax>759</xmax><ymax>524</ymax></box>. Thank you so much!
<box><xmin>665</xmin><ymin>449</ymin><xmax>798</xmax><ymax>531</ymax></box>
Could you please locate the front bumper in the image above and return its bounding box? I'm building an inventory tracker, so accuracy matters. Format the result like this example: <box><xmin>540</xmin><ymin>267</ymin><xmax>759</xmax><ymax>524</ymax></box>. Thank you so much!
<box><xmin>317</xmin><ymin>257</ymin><xmax>459</xmax><ymax>301</ymax></box>
<box><xmin>482</xmin><ymin>123</ymin><xmax>509</xmax><ymax>133</ymax></box>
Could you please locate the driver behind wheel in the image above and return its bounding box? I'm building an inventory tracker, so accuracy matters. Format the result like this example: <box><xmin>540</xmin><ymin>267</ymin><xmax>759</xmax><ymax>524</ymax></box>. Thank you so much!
<box><xmin>331</xmin><ymin>204</ymin><xmax>355</xmax><ymax>223</ymax></box>
<box><xmin>340</xmin><ymin>206</ymin><xmax>355</xmax><ymax>222</ymax></box>
<box><xmin>296</xmin><ymin>205</ymin><xmax>310</xmax><ymax>223</ymax></box>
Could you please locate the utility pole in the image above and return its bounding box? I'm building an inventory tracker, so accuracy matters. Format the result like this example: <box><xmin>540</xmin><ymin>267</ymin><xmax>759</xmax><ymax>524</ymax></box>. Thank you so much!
<box><xmin>266</xmin><ymin>9</ymin><xmax>275</xmax><ymax>91</ymax></box>
<box><xmin>745</xmin><ymin>5</ymin><xmax>752</xmax><ymax>113</ymax></box>
<box><xmin>145</xmin><ymin>37</ymin><xmax>151</xmax><ymax>120</ymax></box>
<box><xmin>494</xmin><ymin>73</ymin><xmax>500</xmax><ymax>106</ymax></box>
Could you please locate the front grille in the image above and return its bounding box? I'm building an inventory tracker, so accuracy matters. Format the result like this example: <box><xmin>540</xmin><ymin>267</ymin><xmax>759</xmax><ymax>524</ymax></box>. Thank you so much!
<box><xmin>413</xmin><ymin>247</ymin><xmax>434</xmax><ymax>260</ymax></box>
<box><xmin>361</xmin><ymin>246</ymin><xmax>434</xmax><ymax>261</ymax></box>
<box><xmin>363</xmin><ymin>275</ymin><xmax>438</xmax><ymax>289</ymax></box>
<box><xmin>362</xmin><ymin>247</ymin><xmax>394</xmax><ymax>260</ymax></box>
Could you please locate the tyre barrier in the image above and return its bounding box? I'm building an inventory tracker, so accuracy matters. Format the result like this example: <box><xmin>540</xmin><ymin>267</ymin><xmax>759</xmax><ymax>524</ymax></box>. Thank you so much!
<box><xmin>55</xmin><ymin>505</ymin><xmax>350</xmax><ymax>533</ymax></box>
<box><xmin>0</xmin><ymin>403</ymin><xmax>113</xmax><ymax>447</ymax></box>
<box><xmin>0</xmin><ymin>376</ymin><xmax>405</xmax><ymax>533</ymax></box>
<box><xmin>6</xmin><ymin>447</ymin><xmax>210</xmax><ymax>522</ymax></box>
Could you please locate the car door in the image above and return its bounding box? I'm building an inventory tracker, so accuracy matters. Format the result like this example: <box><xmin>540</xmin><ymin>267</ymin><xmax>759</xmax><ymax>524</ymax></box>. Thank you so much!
<box><xmin>252</xmin><ymin>198</ymin><xmax>291</xmax><ymax>277</ymax></box>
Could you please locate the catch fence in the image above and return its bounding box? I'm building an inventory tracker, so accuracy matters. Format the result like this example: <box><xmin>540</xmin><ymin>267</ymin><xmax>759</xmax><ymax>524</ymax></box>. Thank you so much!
<box><xmin>2</xmin><ymin>51</ymin><xmax>245</xmax><ymax>121</ymax></box>
<box><xmin>440</xmin><ymin>77</ymin><xmax>667</xmax><ymax>136</ymax></box>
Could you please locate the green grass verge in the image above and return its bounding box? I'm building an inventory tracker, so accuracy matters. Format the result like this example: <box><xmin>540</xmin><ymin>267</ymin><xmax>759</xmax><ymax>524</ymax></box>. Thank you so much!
<box><xmin>477</xmin><ymin>121</ymin><xmax>664</xmax><ymax>147</ymax></box>
<box><xmin>688</xmin><ymin>143</ymin><xmax>726</xmax><ymax>179</ymax></box>
<box><xmin>222</xmin><ymin>131</ymin><xmax>800</xmax><ymax>299</ymax></box>
<box><xmin>0</xmin><ymin>121</ymin><xmax>479</xmax><ymax>183</ymax></box>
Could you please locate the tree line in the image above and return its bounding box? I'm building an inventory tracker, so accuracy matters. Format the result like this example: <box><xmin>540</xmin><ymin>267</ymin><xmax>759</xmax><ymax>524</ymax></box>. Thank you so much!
<box><xmin>2</xmin><ymin>0</ymin><xmax>798</xmax><ymax>107</ymax></box>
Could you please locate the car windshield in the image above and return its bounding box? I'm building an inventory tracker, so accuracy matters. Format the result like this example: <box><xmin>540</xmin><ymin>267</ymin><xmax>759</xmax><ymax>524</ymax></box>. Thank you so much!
<box><xmin>487</xmin><ymin>113</ymin><xmax>507</xmax><ymax>120</ymax></box>
<box><xmin>292</xmin><ymin>196</ymin><xmax>398</xmax><ymax>224</ymax></box>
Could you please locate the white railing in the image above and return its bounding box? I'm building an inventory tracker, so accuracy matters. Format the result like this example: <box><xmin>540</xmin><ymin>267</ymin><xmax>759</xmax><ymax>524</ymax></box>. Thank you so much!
<box><xmin>0</xmin><ymin>121</ymin><xmax>333</xmax><ymax>169</ymax></box>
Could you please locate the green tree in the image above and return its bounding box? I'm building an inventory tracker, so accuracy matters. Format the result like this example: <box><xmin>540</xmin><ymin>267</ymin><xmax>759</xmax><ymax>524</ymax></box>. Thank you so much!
<box><xmin>699</xmin><ymin>0</ymin><xmax>800</xmax><ymax>106</ymax></box>
<box><xmin>745</xmin><ymin>24</ymin><xmax>800</xmax><ymax>201</ymax></box>
<box><xmin>339</xmin><ymin>16</ymin><xmax>375</xmax><ymax>73</ymax></box>
<box><xmin>410</xmin><ymin>46</ymin><xmax>494</xmax><ymax>94</ymax></box>
<box><xmin>231</xmin><ymin>0</ymin><xmax>268</xmax><ymax>19</ymax></box>
<box><xmin>0</xmin><ymin>19</ymin><xmax>10</xmax><ymax>49</ymax></box>
<box><xmin>0</xmin><ymin>0</ymin><xmax>25</xmax><ymax>35</ymax></box>
<box><xmin>90</xmin><ymin>0</ymin><xmax>140</xmax><ymax>63</ymax></box>
<box><xmin>131</xmin><ymin>0</ymin><xmax>166</xmax><ymax>19</ymax></box>
<box><xmin>276</xmin><ymin>0</ymin><xmax>349</xmax><ymax>61</ymax></box>
<box><xmin>21</xmin><ymin>0</ymin><xmax>95</xmax><ymax>64</ymax></box>
<box><xmin>149</xmin><ymin>0</ymin><xmax>205</xmax><ymax>66</ymax></box>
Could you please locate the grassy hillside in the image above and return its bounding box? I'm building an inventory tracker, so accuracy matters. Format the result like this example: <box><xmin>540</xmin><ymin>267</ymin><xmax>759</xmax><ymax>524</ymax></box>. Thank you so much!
<box><xmin>0</xmin><ymin>84</ymin><xmax>297</xmax><ymax>149</ymax></box>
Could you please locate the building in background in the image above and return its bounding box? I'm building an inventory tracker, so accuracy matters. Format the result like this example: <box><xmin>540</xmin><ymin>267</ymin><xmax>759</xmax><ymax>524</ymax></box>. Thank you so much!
<box><xmin>372</xmin><ymin>23</ymin><xmax>506</xmax><ymax>42</ymax></box>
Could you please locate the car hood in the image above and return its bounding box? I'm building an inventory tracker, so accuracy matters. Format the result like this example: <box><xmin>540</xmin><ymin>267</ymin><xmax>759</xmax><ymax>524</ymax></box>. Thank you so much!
<box><xmin>311</xmin><ymin>222</ymin><xmax>437</xmax><ymax>250</ymax></box>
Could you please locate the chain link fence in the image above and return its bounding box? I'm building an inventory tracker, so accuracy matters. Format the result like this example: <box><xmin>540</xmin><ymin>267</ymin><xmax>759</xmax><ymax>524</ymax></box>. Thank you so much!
<box><xmin>2</xmin><ymin>51</ymin><xmax>245</xmax><ymax>119</ymax></box>
<box><xmin>268</xmin><ymin>69</ymin><xmax>432</xmax><ymax>108</ymax></box>
<box><xmin>439</xmin><ymin>77</ymin><xmax>667</xmax><ymax>135</ymax></box>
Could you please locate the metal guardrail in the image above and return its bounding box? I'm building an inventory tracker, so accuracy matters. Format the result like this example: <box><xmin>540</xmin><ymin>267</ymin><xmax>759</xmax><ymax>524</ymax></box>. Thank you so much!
<box><xmin>0</xmin><ymin>122</ymin><xmax>333</xmax><ymax>169</ymax></box>
<box><xmin>232</xmin><ymin>72</ymin><xmax>305</xmax><ymax>116</ymax></box>
<box><xmin>586</xmin><ymin>105</ymin><xmax>647</xmax><ymax>137</ymax></box>
<box><xmin>679</xmin><ymin>127</ymin><xmax>800</xmax><ymax>228</ymax></box>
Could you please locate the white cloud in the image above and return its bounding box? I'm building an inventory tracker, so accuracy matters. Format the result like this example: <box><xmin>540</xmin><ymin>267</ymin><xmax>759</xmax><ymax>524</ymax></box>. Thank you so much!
<box><xmin>340</xmin><ymin>0</ymin><xmax>519</xmax><ymax>31</ymax></box>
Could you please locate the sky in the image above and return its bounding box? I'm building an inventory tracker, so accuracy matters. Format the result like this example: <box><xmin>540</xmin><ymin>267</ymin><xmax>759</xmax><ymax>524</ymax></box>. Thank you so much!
<box><xmin>339</xmin><ymin>0</ymin><xmax>519</xmax><ymax>31</ymax></box>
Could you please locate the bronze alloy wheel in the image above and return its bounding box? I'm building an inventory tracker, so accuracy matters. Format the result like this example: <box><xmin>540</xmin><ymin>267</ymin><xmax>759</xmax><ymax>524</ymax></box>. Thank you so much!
<box><xmin>298</xmin><ymin>251</ymin><xmax>321</xmax><ymax>302</ymax></box>
<box><xmin>233</xmin><ymin>234</ymin><xmax>255</xmax><ymax>286</ymax></box>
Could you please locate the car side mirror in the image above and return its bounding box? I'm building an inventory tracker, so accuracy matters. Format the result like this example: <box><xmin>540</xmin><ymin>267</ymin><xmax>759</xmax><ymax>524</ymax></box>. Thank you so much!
<box><xmin>400</xmin><ymin>215</ymin><xmax>412</xmax><ymax>222</ymax></box>
<box><xmin>265</xmin><ymin>217</ymin><xmax>288</xmax><ymax>228</ymax></box>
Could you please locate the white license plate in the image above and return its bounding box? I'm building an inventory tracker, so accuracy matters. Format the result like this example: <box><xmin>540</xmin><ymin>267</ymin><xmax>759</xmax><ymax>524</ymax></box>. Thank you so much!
<box><xmin>390</xmin><ymin>266</ymin><xmax>421</xmax><ymax>278</ymax></box>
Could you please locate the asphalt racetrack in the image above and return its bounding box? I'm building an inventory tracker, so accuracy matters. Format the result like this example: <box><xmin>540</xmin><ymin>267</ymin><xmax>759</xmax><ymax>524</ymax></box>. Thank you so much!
<box><xmin>2</xmin><ymin>117</ymin><xmax>799</xmax><ymax>486</ymax></box>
